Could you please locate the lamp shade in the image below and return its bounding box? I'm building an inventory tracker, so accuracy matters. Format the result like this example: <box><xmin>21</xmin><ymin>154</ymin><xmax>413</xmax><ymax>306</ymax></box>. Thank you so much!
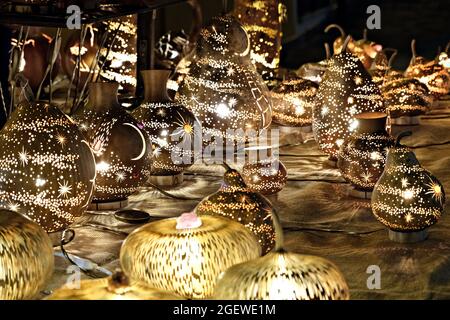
<box><xmin>195</xmin><ymin>168</ymin><xmax>280</xmax><ymax>254</ymax></box>
<box><xmin>120</xmin><ymin>213</ymin><xmax>261</xmax><ymax>299</ymax></box>
<box><xmin>0</xmin><ymin>209</ymin><xmax>54</xmax><ymax>300</ymax></box>
<box><xmin>0</xmin><ymin>101</ymin><xmax>96</xmax><ymax>232</ymax></box>
<box><xmin>47</xmin><ymin>271</ymin><xmax>182</xmax><ymax>300</ymax></box>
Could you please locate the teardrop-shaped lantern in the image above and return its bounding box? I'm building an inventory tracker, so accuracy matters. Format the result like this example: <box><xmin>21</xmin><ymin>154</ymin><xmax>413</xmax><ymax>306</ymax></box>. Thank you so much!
<box><xmin>195</xmin><ymin>167</ymin><xmax>279</xmax><ymax>254</ymax></box>
<box><xmin>313</xmin><ymin>36</ymin><xmax>385</xmax><ymax>160</ymax></box>
<box><xmin>371</xmin><ymin>132</ymin><xmax>446</xmax><ymax>242</ymax></box>
<box><xmin>0</xmin><ymin>101</ymin><xmax>96</xmax><ymax>232</ymax></box>
<box><xmin>120</xmin><ymin>213</ymin><xmax>260</xmax><ymax>299</ymax></box>
<box><xmin>0</xmin><ymin>209</ymin><xmax>54</xmax><ymax>299</ymax></box>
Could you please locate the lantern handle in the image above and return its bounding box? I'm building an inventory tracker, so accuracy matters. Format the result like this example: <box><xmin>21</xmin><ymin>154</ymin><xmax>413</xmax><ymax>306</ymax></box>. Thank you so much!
<box><xmin>324</xmin><ymin>24</ymin><xmax>346</xmax><ymax>38</ymax></box>
<box><xmin>445</xmin><ymin>41</ymin><xmax>450</xmax><ymax>54</ymax></box>
<box><xmin>396</xmin><ymin>131</ymin><xmax>412</xmax><ymax>146</ymax></box>
<box><xmin>363</xmin><ymin>28</ymin><xmax>368</xmax><ymax>41</ymax></box>
<box><xmin>383</xmin><ymin>48</ymin><xmax>398</xmax><ymax>68</ymax></box>
<box><xmin>324</xmin><ymin>42</ymin><xmax>331</xmax><ymax>59</ymax></box>
<box><xmin>411</xmin><ymin>39</ymin><xmax>417</xmax><ymax>59</ymax></box>
<box><xmin>342</xmin><ymin>35</ymin><xmax>352</xmax><ymax>52</ymax></box>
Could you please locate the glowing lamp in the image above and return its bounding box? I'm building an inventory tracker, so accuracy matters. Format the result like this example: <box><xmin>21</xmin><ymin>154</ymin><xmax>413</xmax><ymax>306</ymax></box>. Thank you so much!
<box><xmin>0</xmin><ymin>209</ymin><xmax>54</xmax><ymax>300</ymax></box>
<box><xmin>120</xmin><ymin>213</ymin><xmax>261</xmax><ymax>299</ymax></box>
<box><xmin>0</xmin><ymin>101</ymin><xmax>96</xmax><ymax>232</ymax></box>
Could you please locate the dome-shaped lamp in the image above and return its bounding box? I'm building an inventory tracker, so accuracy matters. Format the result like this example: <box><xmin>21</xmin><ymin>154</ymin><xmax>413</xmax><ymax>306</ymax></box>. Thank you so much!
<box><xmin>120</xmin><ymin>212</ymin><xmax>261</xmax><ymax>299</ymax></box>
<box><xmin>0</xmin><ymin>209</ymin><xmax>54</xmax><ymax>299</ymax></box>
<box><xmin>0</xmin><ymin>101</ymin><xmax>96</xmax><ymax>232</ymax></box>
<box><xmin>371</xmin><ymin>132</ymin><xmax>446</xmax><ymax>243</ymax></box>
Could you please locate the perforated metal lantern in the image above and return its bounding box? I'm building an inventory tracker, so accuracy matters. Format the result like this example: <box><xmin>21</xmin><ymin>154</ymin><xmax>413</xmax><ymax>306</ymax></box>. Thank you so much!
<box><xmin>0</xmin><ymin>209</ymin><xmax>54</xmax><ymax>300</ymax></box>
<box><xmin>0</xmin><ymin>101</ymin><xmax>96</xmax><ymax>232</ymax></box>
<box><xmin>120</xmin><ymin>214</ymin><xmax>261</xmax><ymax>299</ymax></box>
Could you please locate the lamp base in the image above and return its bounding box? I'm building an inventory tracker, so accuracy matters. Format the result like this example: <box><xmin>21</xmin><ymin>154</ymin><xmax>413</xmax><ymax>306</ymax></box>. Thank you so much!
<box><xmin>89</xmin><ymin>199</ymin><xmax>129</xmax><ymax>211</ymax></box>
<box><xmin>348</xmin><ymin>187</ymin><xmax>372</xmax><ymax>200</ymax></box>
<box><xmin>149</xmin><ymin>173</ymin><xmax>184</xmax><ymax>188</ymax></box>
<box><xmin>391</xmin><ymin>116</ymin><xmax>420</xmax><ymax>126</ymax></box>
<box><xmin>388</xmin><ymin>229</ymin><xmax>428</xmax><ymax>243</ymax></box>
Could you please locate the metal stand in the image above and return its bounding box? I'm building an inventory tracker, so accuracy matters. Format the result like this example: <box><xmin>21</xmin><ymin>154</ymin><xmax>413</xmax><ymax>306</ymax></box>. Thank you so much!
<box><xmin>391</xmin><ymin>116</ymin><xmax>420</xmax><ymax>126</ymax></box>
<box><xmin>149</xmin><ymin>172</ymin><xmax>184</xmax><ymax>187</ymax></box>
<box><xmin>89</xmin><ymin>199</ymin><xmax>129</xmax><ymax>211</ymax></box>
<box><xmin>348</xmin><ymin>187</ymin><xmax>372</xmax><ymax>200</ymax></box>
<box><xmin>388</xmin><ymin>229</ymin><xmax>428</xmax><ymax>243</ymax></box>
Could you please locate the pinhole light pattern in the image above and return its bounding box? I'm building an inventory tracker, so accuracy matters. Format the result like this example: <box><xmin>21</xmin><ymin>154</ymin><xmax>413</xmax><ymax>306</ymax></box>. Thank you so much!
<box><xmin>0</xmin><ymin>102</ymin><xmax>96</xmax><ymax>232</ymax></box>
<box><xmin>369</xmin><ymin>52</ymin><xmax>390</xmax><ymax>88</ymax></box>
<box><xmin>313</xmin><ymin>52</ymin><xmax>385</xmax><ymax>159</ymax></box>
<box><xmin>195</xmin><ymin>169</ymin><xmax>278</xmax><ymax>254</ymax></box>
<box><xmin>120</xmin><ymin>215</ymin><xmax>260</xmax><ymax>299</ymax></box>
<box><xmin>132</xmin><ymin>102</ymin><xmax>199</xmax><ymax>176</ymax></box>
<box><xmin>371</xmin><ymin>146</ymin><xmax>445</xmax><ymax>231</ymax></box>
<box><xmin>176</xmin><ymin>15</ymin><xmax>272</xmax><ymax>145</ymax></box>
<box><xmin>242</xmin><ymin>157</ymin><xmax>287</xmax><ymax>195</ymax></box>
<box><xmin>405</xmin><ymin>57</ymin><xmax>450</xmax><ymax>97</ymax></box>
<box><xmin>271</xmin><ymin>77</ymin><xmax>318</xmax><ymax>127</ymax></box>
<box><xmin>214</xmin><ymin>250</ymin><xmax>349</xmax><ymax>300</ymax></box>
<box><xmin>0</xmin><ymin>209</ymin><xmax>54</xmax><ymax>300</ymax></box>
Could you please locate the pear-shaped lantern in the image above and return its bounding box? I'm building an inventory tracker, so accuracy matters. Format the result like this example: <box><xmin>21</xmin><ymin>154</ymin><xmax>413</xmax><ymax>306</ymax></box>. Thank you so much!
<box><xmin>176</xmin><ymin>15</ymin><xmax>272</xmax><ymax>149</ymax></box>
<box><xmin>214</xmin><ymin>215</ymin><xmax>349</xmax><ymax>300</ymax></box>
<box><xmin>371</xmin><ymin>132</ymin><xmax>445</xmax><ymax>243</ymax></box>
<box><xmin>0</xmin><ymin>209</ymin><xmax>54</xmax><ymax>300</ymax></box>
<box><xmin>0</xmin><ymin>101</ymin><xmax>96</xmax><ymax>232</ymax></box>
<box><xmin>132</xmin><ymin>70</ymin><xmax>200</xmax><ymax>187</ymax></box>
<box><xmin>195</xmin><ymin>167</ymin><xmax>280</xmax><ymax>254</ymax></box>
<box><xmin>120</xmin><ymin>213</ymin><xmax>260</xmax><ymax>299</ymax></box>
<box><xmin>313</xmin><ymin>36</ymin><xmax>385</xmax><ymax>161</ymax></box>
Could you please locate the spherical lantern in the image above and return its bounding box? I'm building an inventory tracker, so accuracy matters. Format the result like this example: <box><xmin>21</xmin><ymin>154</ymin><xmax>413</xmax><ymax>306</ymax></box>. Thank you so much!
<box><xmin>0</xmin><ymin>101</ymin><xmax>96</xmax><ymax>232</ymax></box>
<box><xmin>73</xmin><ymin>82</ymin><xmax>152</xmax><ymax>208</ymax></box>
<box><xmin>176</xmin><ymin>14</ymin><xmax>272</xmax><ymax>148</ymax></box>
<box><xmin>132</xmin><ymin>70</ymin><xmax>200</xmax><ymax>187</ymax></box>
<box><xmin>313</xmin><ymin>37</ymin><xmax>385</xmax><ymax>161</ymax></box>
<box><xmin>337</xmin><ymin>112</ymin><xmax>394</xmax><ymax>198</ymax></box>
<box><xmin>47</xmin><ymin>271</ymin><xmax>183</xmax><ymax>300</ymax></box>
<box><xmin>0</xmin><ymin>209</ymin><xmax>54</xmax><ymax>300</ymax></box>
<box><xmin>371</xmin><ymin>132</ymin><xmax>446</xmax><ymax>243</ymax></box>
<box><xmin>120</xmin><ymin>213</ymin><xmax>261</xmax><ymax>299</ymax></box>
<box><xmin>271</xmin><ymin>76</ymin><xmax>319</xmax><ymax>130</ymax></box>
<box><xmin>195</xmin><ymin>168</ymin><xmax>280</xmax><ymax>254</ymax></box>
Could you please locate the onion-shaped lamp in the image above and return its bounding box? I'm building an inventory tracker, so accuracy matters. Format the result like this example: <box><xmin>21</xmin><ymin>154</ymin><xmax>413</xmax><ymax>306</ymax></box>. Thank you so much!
<box><xmin>120</xmin><ymin>212</ymin><xmax>261</xmax><ymax>299</ymax></box>
<box><xmin>0</xmin><ymin>101</ymin><xmax>96</xmax><ymax>232</ymax></box>
<box><xmin>0</xmin><ymin>209</ymin><xmax>54</xmax><ymax>300</ymax></box>
<box><xmin>337</xmin><ymin>112</ymin><xmax>395</xmax><ymax>199</ymax></box>
<box><xmin>371</xmin><ymin>132</ymin><xmax>446</xmax><ymax>243</ymax></box>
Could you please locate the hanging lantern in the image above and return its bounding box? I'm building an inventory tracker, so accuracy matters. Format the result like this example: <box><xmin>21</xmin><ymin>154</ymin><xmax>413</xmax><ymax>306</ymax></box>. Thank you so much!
<box><xmin>0</xmin><ymin>209</ymin><xmax>54</xmax><ymax>300</ymax></box>
<box><xmin>371</xmin><ymin>132</ymin><xmax>446</xmax><ymax>243</ymax></box>
<box><xmin>132</xmin><ymin>70</ymin><xmax>200</xmax><ymax>187</ymax></box>
<box><xmin>214</xmin><ymin>213</ymin><xmax>349</xmax><ymax>300</ymax></box>
<box><xmin>233</xmin><ymin>0</ymin><xmax>286</xmax><ymax>86</ymax></box>
<box><xmin>337</xmin><ymin>112</ymin><xmax>394</xmax><ymax>198</ymax></box>
<box><xmin>176</xmin><ymin>15</ymin><xmax>272</xmax><ymax>149</ymax></box>
<box><xmin>120</xmin><ymin>212</ymin><xmax>261</xmax><ymax>299</ymax></box>
<box><xmin>313</xmin><ymin>36</ymin><xmax>385</xmax><ymax>162</ymax></box>
<box><xmin>195</xmin><ymin>168</ymin><xmax>280</xmax><ymax>254</ymax></box>
<box><xmin>0</xmin><ymin>101</ymin><xmax>96</xmax><ymax>232</ymax></box>
<box><xmin>73</xmin><ymin>82</ymin><xmax>152</xmax><ymax>209</ymax></box>
<box><xmin>47</xmin><ymin>271</ymin><xmax>182</xmax><ymax>300</ymax></box>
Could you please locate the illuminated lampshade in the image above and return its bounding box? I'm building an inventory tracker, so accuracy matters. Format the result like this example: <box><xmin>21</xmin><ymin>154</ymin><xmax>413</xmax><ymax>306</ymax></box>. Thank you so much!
<box><xmin>195</xmin><ymin>168</ymin><xmax>279</xmax><ymax>254</ymax></box>
<box><xmin>337</xmin><ymin>112</ymin><xmax>394</xmax><ymax>196</ymax></box>
<box><xmin>271</xmin><ymin>76</ymin><xmax>318</xmax><ymax>128</ymax></box>
<box><xmin>47</xmin><ymin>271</ymin><xmax>182</xmax><ymax>300</ymax></box>
<box><xmin>120</xmin><ymin>213</ymin><xmax>261</xmax><ymax>299</ymax></box>
<box><xmin>241</xmin><ymin>146</ymin><xmax>287</xmax><ymax>195</ymax></box>
<box><xmin>0</xmin><ymin>101</ymin><xmax>96</xmax><ymax>232</ymax></box>
<box><xmin>132</xmin><ymin>70</ymin><xmax>200</xmax><ymax>187</ymax></box>
<box><xmin>233</xmin><ymin>0</ymin><xmax>286</xmax><ymax>86</ymax></box>
<box><xmin>0</xmin><ymin>209</ymin><xmax>54</xmax><ymax>300</ymax></box>
<box><xmin>371</xmin><ymin>132</ymin><xmax>446</xmax><ymax>242</ymax></box>
<box><xmin>313</xmin><ymin>37</ymin><xmax>385</xmax><ymax>160</ymax></box>
<box><xmin>176</xmin><ymin>14</ymin><xmax>272</xmax><ymax>146</ymax></box>
<box><xmin>369</xmin><ymin>51</ymin><xmax>390</xmax><ymax>88</ymax></box>
<box><xmin>73</xmin><ymin>82</ymin><xmax>151</xmax><ymax>205</ymax></box>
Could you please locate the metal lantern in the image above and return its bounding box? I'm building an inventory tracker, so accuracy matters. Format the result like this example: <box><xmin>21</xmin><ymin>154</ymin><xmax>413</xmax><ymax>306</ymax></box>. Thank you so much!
<box><xmin>337</xmin><ymin>112</ymin><xmax>394</xmax><ymax>198</ymax></box>
<box><xmin>0</xmin><ymin>209</ymin><xmax>54</xmax><ymax>300</ymax></box>
<box><xmin>132</xmin><ymin>70</ymin><xmax>200</xmax><ymax>187</ymax></box>
<box><xmin>120</xmin><ymin>213</ymin><xmax>261</xmax><ymax>299</ymax></box>
<box><xmin>0</xmin><ymin>101</ymin><xmax>96</xmax><ymax>232</ymax></box>
<box><xmin>313</xmin><ymin>36</ymin><xmax>385</xmax><ymax>161</ymax></box>
<box><xmin>371</xmin><ymin>132</ymin><xmax>446</xmax><ymax>243</ymax></box>
<box><xmin>195</xmin><ymin>168</ymin><xmax>280</xmax><ymax>254</ymax></box>
<box><xmin>176</xmin><ymin>14</ymin><xmax>272</xmax><ymax>148</ymax></box>
<box><xmin>47</xmin><ymin>271</ymin><xmax>182</xmax><ymax>300</ymax></box>
<box><xmin>73</xmin><ymin>82</ymin><xmax>152</xmax><ymax>208</ymax></box>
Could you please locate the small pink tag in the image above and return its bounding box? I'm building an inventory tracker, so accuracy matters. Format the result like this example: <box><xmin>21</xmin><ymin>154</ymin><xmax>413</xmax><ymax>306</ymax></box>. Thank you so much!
<box><xmin>176</xmin><ymin>212</ymin><xmax>202</xmax><ymax>230</ymax></box>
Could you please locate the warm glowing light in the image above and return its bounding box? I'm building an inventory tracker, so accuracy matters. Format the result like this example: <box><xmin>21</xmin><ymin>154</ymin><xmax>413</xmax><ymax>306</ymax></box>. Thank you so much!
<box><xmin>96</xmin><ymin>161</ymin><xmax>110</xmax><ymax>172</ymax></box>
